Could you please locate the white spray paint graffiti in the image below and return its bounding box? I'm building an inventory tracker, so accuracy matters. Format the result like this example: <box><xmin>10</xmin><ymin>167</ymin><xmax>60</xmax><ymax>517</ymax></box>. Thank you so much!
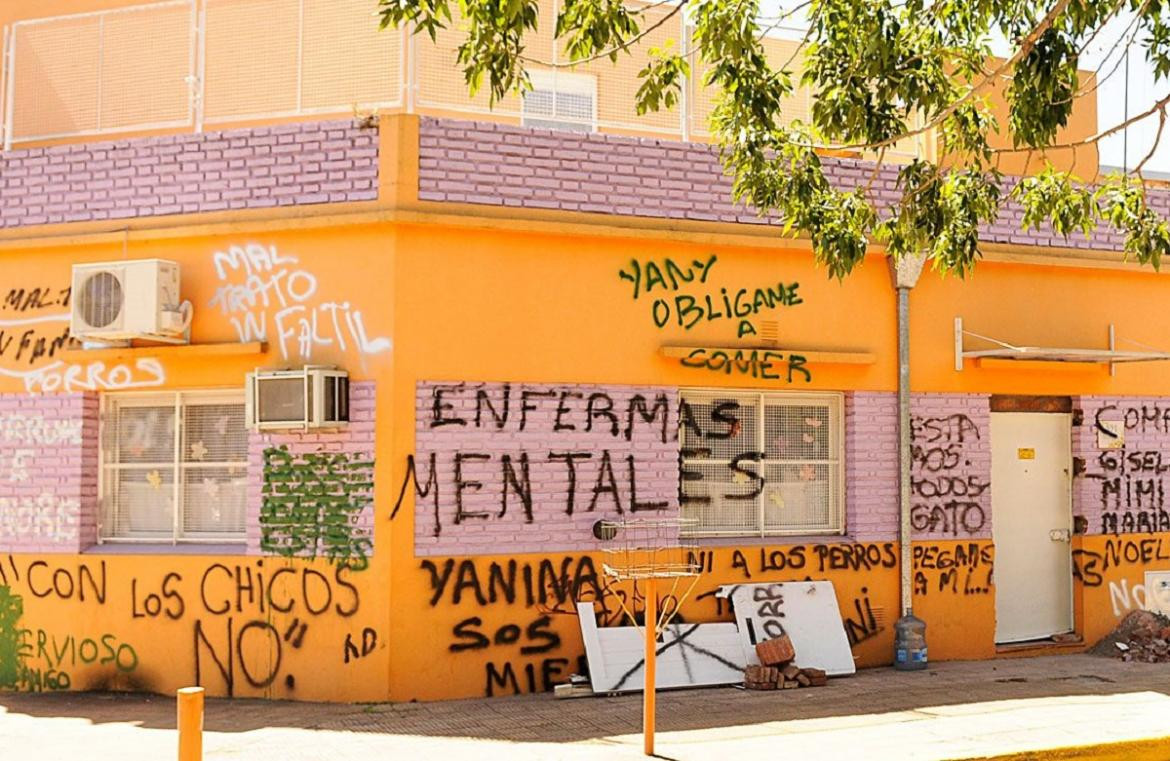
<box><xmin>1109</xmin><ymin>578</ymin><xmax>1170</xmax><ymax>617</ymax></box>
<box><xmin>0</xmin><ymin>415</ymin><xmax>84</xmax><ymax>541</ymax></box>
<box><xmin>5</xmin><ymin>357</ymin><xmax>167</xmax><ymax>394</ymax></box>
<box><xmin>0</xmin><ymin>493</ymin><xmax>80</xmax><ymax>541</ymax></box>
<box><xmin>208</xmin><ymin>243</ymin><xmax>392</xmax><ymax>363</ymax></box>
<box><xmin>1</xmin><ymin>414</ymin><xmax>83</xmax><ymax>446</ymax></box>
<box><xmin>4</xmin><ymin>449</ymin><xmax>34</xmax><ymax>482</ymax></box>
<box><xmin>0</xmin><ymin>310</ymin><xmax>167</xmax><ymax>393</ymax></box>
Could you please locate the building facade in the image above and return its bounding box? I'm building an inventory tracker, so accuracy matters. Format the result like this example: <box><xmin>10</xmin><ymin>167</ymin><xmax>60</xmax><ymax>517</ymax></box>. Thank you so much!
<box><xmin>0</xmin><ymin>1</ymin><xmax>1164</xmax><ymax>704</ymax></box>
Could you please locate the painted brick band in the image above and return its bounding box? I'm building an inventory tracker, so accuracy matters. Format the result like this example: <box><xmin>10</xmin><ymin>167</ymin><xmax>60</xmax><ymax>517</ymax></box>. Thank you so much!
<box><xmin>0</xmin><ymin>392</ymin><xmax>98</xmax><ymax>553</ymax></box>
<box><xmin>409</xmin><ymin>383</ymin><xmax>994</xmax><ymax>555</ymax></box>
<box><xmin>413</xmin><ymin>381</ymin><xmax>680</xmax><ymax>556</ymax></box>
<box><xmin>246</xmin><ymin>381</ymin><xmax>377</xmax><ymax>562</ymax></box>
<box><xmin>844</xmin><ymin>392</ymin><xmax>991</xmax><ymax>542</ymax></box>
<box><xmin>418</xmin><ymin>117</ymin><xmax>1164</xmax><ymax>253</ymax></box>
<box><xmin>910</xmin><ymin>393</ymin><xmax>992</xmax><ymax>541</ymax></box>
<box><xmin>1073</xmin><ymin>396</ymin><xmax>1170</xmax><ymax>537</ymax></box>
<box><xmin>0</xmin><ymin>120</ymin><xmax>378</xmax><ymax>229</ymax></box>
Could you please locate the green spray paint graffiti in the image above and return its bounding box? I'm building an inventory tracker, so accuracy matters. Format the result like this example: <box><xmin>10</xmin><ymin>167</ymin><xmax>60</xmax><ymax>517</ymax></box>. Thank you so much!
<box><xmin>617</xmin><ymin>254</ymin><xmax>803</xmax><ymax>338</ymax></box>
<box><xmin>260</xmin><ymin>447</ymin><xmax>375</xmax><ymax>569</ymax></box>
<box><xmin>0</xmin><ymin>586</ymin><xmax>22</xmax><ymax>689</ymax></box>
<box><xmin>0</xmin><ymin>586</ymin><xmax>136</xmax><ymax>692</ymax></box>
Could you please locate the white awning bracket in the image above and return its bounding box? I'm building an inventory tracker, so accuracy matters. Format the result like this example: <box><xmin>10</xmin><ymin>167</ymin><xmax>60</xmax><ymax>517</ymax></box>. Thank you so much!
<box><xmin>953</xmin><ymin>317</ymin><xmax>1170</xmax><ymax>372</ymax></box>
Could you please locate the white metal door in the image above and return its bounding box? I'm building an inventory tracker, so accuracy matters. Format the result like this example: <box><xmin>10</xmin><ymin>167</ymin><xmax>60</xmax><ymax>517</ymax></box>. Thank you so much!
<box><xmin>991</xmin><ymin>412</ymin><xmax>1073</xmax><ymax>643</ymax></box>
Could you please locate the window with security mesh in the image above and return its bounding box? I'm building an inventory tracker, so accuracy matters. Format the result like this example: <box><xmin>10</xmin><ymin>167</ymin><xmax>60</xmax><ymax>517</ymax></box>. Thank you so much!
<box><xmin>679</xmin><ymin>390</ymin><xmax>844</xmax><ymax>536</ymax></box>
<box><xmin>100</xmin><ymin>392</ymin><xmax>248</xmax><ymax>542</ymax></box>
<box><xmin>521</xmin><ymin>70</ymin><xmax>597</xmax><ymax>132</ymax></box>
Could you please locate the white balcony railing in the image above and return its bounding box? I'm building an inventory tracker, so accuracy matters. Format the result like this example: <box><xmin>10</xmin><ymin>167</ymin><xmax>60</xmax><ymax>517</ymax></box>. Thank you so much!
<box><xmin>0</xmin><ymin>0</ymin><xmax>921</xmax><ymax>160</ymax></box>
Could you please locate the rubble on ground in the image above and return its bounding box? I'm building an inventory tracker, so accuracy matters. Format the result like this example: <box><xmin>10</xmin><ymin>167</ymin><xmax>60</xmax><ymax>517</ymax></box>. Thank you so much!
<box><xmin>1091</xmin><ymin>609</ymin><xmax>1170</xmax><ymax>662</ymax></box>
<box><xmin>743</xmin><ymin>634</ymin><xmax>828</xmax><ymax>690</ymax></box>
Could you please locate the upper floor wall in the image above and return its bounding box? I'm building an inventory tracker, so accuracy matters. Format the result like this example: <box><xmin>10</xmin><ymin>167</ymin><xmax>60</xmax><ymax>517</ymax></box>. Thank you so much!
<box><xmin>0</xmin><ymin>0</ymin><xmax>1097</xmax><ymax>174</ymax></box>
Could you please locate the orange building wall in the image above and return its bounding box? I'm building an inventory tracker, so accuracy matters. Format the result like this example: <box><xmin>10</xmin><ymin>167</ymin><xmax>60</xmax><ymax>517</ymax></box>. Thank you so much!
<box><xmin>0</xmin><ymin>205</ymin><xmax>1166</xmax><ymax>701</ymax></box>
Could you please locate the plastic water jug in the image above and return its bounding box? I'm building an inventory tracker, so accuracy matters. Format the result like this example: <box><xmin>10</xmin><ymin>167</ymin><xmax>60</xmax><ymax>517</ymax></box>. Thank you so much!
<box><xmin>894</xmin><ymin>614</ymin><xmax>928</xmax><ymax>670</ymax></box>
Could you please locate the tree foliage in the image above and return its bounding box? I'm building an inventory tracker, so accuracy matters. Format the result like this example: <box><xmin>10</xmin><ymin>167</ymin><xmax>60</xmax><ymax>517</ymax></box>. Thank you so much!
<box><xmin>378</xmin><ymin>0</ymin><xmax>1170</xmax><ymax>277</ymax></box>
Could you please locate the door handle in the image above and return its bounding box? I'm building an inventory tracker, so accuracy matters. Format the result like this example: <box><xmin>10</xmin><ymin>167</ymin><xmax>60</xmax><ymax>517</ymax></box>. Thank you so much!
<box><xmin>1049</xmin><ymin>529</ymin><xmax>1071</xmax><ymax>542</ymax></box>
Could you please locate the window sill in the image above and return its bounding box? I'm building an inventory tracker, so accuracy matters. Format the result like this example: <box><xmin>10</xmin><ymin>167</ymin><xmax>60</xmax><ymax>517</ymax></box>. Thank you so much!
<box><xmin>84</xmin><ymin>543</ymin><xmax>247</xmax><ymax>556</ymax></box>
<box><xmin>688</xmin><ymin>534</ymin><xmax>858</xmax><ymax>548</ymax></box>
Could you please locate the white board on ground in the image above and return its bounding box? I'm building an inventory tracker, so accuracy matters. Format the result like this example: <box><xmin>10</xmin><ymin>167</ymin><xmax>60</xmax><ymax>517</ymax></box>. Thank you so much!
<box><xmin>719</xmin><ymin>581</ymin><xmax>856</xmax><ymax>676</ymax></box>
<box><xmin>576</xmin><ymin>602</ymin><xmax>745</xmax><ymax>693</ymax></box>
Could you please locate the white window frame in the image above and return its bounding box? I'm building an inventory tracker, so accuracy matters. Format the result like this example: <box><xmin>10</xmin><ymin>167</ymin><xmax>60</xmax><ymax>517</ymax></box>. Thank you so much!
<box><xmin>521</xmin><ymin>68</ymin><xmax>597</xmax><ymax>133</ymax></box>
<box><xmin>98</xmin><ymin>389</ymin><xmax>248</xmax><ymax>544</ymax></box>
<box><xmin>679</xmin><ymin>389</ymin><xmax>845</xmax><ymax>538</ymax></box>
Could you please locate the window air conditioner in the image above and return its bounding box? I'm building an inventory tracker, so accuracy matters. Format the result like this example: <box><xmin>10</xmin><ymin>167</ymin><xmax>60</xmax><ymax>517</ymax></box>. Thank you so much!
<box><xmin>246</xmin><ymin>366</ymin><xmax>350</xmax><ymax>431</ymax></box>
<box><xmin>70</xmin><ymin>259</ymin><xmax>192</xmax><ymax>343</ymax></box>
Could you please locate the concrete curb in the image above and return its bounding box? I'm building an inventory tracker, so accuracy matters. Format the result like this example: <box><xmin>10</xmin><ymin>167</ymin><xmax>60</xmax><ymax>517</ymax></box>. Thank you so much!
<box><xmin>952</xmin><ymin>735</ymin><xmax>1170</xmax><ymax>761</ymax></box>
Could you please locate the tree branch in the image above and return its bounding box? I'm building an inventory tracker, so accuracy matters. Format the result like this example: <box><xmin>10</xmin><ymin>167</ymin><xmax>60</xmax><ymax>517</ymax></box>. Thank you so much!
<box><xmin>521</xmin><ymin>3</ymin><xmax>683</xmax><ymax>68</ymax></box>
<box><xmin>805</xmin><ymin>0</ymin><xmax>1075</xmax><ymax>154</ymax></box>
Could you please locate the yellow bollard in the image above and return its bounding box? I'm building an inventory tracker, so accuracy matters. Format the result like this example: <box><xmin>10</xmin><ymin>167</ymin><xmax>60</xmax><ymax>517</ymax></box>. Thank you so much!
<box><xmin>177</xmin><ymin>686</ymin><xmax>205</xmax><ymax>761</ymax></box>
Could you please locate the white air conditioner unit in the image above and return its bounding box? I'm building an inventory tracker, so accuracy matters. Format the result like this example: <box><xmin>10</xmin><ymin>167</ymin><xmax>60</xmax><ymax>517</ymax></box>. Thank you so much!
<box><xmin>246</xmin><ymin>366</ymin><xmax>350</xmax><ymax>431</ymax></box>
<box><xmin>70</xmin><ymin>259</ymin><xmax>191</xmax><ymax>344</ymax></box>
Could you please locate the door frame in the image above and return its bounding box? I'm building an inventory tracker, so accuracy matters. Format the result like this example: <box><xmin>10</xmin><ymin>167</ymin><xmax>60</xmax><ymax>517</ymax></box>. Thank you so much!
<box><xmin>990</xmin><ymin>406</ymin><xmax>1075</xmax><ymax>644</ymax></box>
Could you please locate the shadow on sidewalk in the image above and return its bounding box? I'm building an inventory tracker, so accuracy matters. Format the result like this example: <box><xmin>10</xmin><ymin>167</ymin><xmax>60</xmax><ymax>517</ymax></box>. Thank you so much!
<box><xmin>1</xmin><ymin>655</ymin><xmax>1167</xmax><ymax>744</ymax></box>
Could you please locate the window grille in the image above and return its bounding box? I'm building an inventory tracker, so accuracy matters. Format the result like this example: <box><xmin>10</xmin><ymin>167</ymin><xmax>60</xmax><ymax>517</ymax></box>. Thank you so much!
<box><xmin>522</xmin><ymin>69</ymin><xmax>596</xmax><ymax>132</ymax></box>
<box><xmin>679</xmin><ymin>390</ymin><xmax>844</xmax><ymax>537</ymax></box>
<box><xmin>100</xmin><ymin>391</ymin><xmax>248</xmax><ymax>543</ymax></box>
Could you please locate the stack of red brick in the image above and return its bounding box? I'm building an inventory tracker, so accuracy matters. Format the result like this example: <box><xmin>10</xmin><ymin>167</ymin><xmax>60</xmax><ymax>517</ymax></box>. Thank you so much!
<box><xmin>743</xmin><ymin>634</ymin><xmax>827</xmax><ymax>690</ymax></box>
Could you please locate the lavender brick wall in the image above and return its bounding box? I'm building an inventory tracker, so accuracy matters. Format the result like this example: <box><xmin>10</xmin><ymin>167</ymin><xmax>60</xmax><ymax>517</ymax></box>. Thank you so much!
<box><xmin>413</xmin><ymin>381</ymin><xmax>680</xmax><ymax>556</ymax></box>
<box><xmin>910</xmin><ymin>393</ymin><xmax>992</xmax><ymax>540</ymax></box>
<box><xmin>844</xmin><ymin>392</ymin><xmax>899</xmax><ymax>541</ymax></box>
<box><xmin>418</xmin><ymin>117</ymin><xmax>1166</xmax><ymax>253</ymax></box>
<box><xmin>1073</xmin><ymin>396</ymin><xmax>1170</xmax><ymax>536</ymax></box>
<box><xmin>0</xmin><ymin>120</ymin><xmax>378</xmax><ymax>228</ymax></box>
<box><xmin>247</xmin><ymin>381</ymin><xmax>377</xmax><ymax>558</ymax></box>
<box><xmin>843</xmin><ymin>392</ymin><xmax>990</xmax><ymax>542</ymax></box>
<box><xmin>0</xmin><ymin>393</ymin><xmax>98</xmax><ymax>553</ymax></box>
<box><xmin>408</xmin><ymin>383</ymin><xmax>995</xmax><ymax>556</ymax></box>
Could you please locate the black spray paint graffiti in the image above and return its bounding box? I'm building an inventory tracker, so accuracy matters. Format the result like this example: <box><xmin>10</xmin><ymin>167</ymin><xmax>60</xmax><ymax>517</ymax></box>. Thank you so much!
<box><xmin>260</xmin><ymin>447</ymin><xmax>374</xmax><ymax>569</ymax></box>
<box><xmin>1083</xmin><ymin>405</ymin><xmax>1170</xmax><ymax>535</ymax></box>
<box><xmin>1072</xmin><ymin>537</ymin><xmax>1170</xmax><ymax>587</ymax></box>
<box><xmin>688</xmin><ymin>544</ymin><xmax>897</xmax><ymax>642</ymax></box>
<box><xmin>617</xmin><ymin>254</ymin><xmax>803</xmax><ymax>339</ymax></box>
<box><xmin>842</xmin><ymin>587</ymin><xmax>883</xmax><ymax>647</ymax></box>
<box><xmin>421</xmin><ymin>556</ymin><xmax>601</xmax><ymax>697</ymax></box>
<box><xmin>0</xmin><ymin>285</ymin><xmax>77</xmax><ymax>367</ymax></box>
<box><xmin>397</xmin><ymin>386</ymin><xmax>835</xmax><ymax>544</ymax></box>
<box><xmin>912</xmin><ymin>543</ymin><xmax>993</xmax><ymax>596</ymax></box>
<box><xmin>185</xmin><ymin>561</ymin><xmax>361</xmax><ymax>696</ymax></box>
<box><xmin>0</xmin><ymin>554</ymin><xmax>370</xmax><ymax>698</ymax></box>
<box><xmin>910</xmin><ymin>414</ymin><xmax>987</xmax><ymax>537</ymax></box>
<box><xmin>395</xmin><ymin>385</ymin><xmax>679</xmax><ymax>539</ymax></box>
<box><xmin>342</xmin><ymin>628</ymin><xmax>378</xmax><ymax>664</ymax></box>
<box><xmin>0</xmin><ymin>325</ymin><xmax>77</xmax><ymax>366</ymax></box>
<box><xmin>3</xmin><ymin>287</ymin><xmax>71</xmax><ymax>313</ymax></box>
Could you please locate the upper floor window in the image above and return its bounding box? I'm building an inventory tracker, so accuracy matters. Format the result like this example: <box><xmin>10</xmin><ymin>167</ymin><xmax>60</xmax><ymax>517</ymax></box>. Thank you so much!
<box><xmin>679</xmin><ymin>390</ymin><xmax>844</xmax><ymax>537</ymax></box>
<box><xmin>100</xmin><ymin>391</ymin><xmax>247</xmax><ymax>542</ymax></box>
<box><xmin>521</xmin><ymin>69</ymin><xmax>597</xmax><ymax>133</ymax></box>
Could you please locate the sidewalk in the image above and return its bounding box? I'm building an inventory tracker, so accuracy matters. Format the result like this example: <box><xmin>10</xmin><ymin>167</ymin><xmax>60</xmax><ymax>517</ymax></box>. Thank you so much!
<box><xmin>2</xmin><ymin>654</ymin><xmax>1170</xmax><ymax>760</ymax></box>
